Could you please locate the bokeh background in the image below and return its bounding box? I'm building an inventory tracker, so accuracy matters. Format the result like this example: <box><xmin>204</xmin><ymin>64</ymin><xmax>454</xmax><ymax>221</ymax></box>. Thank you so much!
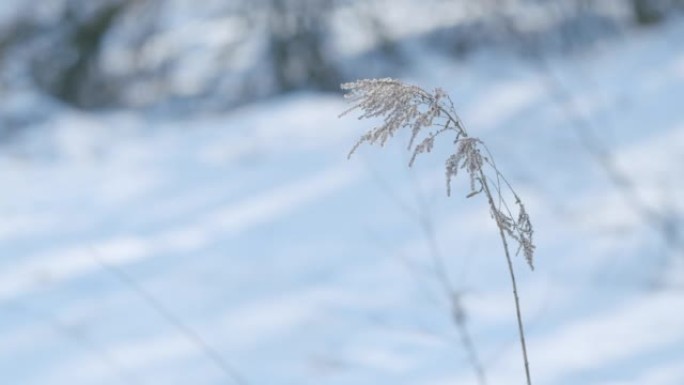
<box><xmin>1</xmin><ymin>1</ymin><xmax>683</xmax><ymax>384</ymax></box>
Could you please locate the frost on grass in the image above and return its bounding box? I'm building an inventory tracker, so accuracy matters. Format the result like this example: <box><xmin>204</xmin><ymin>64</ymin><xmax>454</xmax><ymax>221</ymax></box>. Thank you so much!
<box><xmin>340</xmin><ymin>78</ymin><xmax>535</xmax><ymax>269</ymax></box>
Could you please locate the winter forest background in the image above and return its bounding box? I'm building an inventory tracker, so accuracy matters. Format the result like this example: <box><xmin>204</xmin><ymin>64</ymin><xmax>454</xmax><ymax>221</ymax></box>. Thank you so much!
<box><xmin>1</xmin><ymin>0</ymin><xmax>684</xmax><ymax>384</ymax></box>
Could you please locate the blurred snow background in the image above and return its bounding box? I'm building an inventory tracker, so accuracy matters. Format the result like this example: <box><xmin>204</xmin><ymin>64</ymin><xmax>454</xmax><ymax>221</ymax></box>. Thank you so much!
<box><xmin>0</xmin><ymin>0</ymin><xmax>683</xmax><ymax>384</ymax></box>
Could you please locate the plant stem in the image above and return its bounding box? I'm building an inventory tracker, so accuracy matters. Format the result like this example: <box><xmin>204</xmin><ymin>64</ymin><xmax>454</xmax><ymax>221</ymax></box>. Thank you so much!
<box><xmin>498</xmin><ymin>222</ymin><xmax>532</xmax><ymax>385</ymax></box>
<box><xmin>452</xmin><ymin>297</ymin><xmax>488</xmax><ymax>385</ymax></box>
<box><xmin>480</xmin><ymin>174</ymin><xmax>532</xmax><ymax>385</ymax></box>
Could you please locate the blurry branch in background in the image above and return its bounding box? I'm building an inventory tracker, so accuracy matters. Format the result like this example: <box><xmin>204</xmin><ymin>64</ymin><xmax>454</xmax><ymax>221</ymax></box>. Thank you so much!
<box><xmin>88</xmin><ymin>248</ymin><xmax>250</xmax><ymax>385</ymax></box>
<box><xmin>4</xmin><ymin>301</ymin><xmax>141</xmax><ymax>385</ymax></box>
<box><xmin>364</xmin><ymin>161</ymin><xmax>487</xmax><ymax>385</ymax></box>
<box><xmin>487</xmin><ymin>0</ymin><xmax>684</xmax><ymax>278</ymax></box>
<box><xmin>341</xmin><ymin>78</ymin><xmax>535</xmax><ymax>385</ymax></box>
<box><xmin>541</xmin><ymin>68</ymin><xmax>684</xmax><ymax>264</ymax></box>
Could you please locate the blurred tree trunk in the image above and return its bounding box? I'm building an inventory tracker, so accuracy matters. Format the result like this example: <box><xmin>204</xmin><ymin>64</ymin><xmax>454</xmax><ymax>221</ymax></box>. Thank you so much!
<box><xmin>265</xmin><ymin>0</ymin><xmax>339</xmax><ymax>92</ymax></box>
<box><xmin>30</xmin><ymin>0</ymin><xmax>132</xmax><ymax>109</ymax></box>
<box><xmin>632</xmin><ymin>0</ymin><xmax>665</xmax><ymax>25</ymax></box>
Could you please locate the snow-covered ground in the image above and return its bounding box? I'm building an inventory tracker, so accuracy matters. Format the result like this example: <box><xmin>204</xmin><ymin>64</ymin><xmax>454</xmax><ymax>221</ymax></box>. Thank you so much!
<box><xmin>1</xmin><ymin>16</ymin><xmax>684</xmax><ymax>385</ymax></box>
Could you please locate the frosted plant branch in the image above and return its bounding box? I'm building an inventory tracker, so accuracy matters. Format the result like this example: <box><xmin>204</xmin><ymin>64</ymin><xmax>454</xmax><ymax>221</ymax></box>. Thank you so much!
<box><xmin>340</xmin><ymin>78</ymin><xmax>535</xmax><ymax>384</ymax></box>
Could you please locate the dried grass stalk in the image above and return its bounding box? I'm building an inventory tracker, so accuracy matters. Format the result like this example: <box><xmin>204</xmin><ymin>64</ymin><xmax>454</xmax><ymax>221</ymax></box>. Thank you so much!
<box><xmin>341</xmin><ymin>78</ymin><xmax>535</xmax><ymax>385</ymax></box>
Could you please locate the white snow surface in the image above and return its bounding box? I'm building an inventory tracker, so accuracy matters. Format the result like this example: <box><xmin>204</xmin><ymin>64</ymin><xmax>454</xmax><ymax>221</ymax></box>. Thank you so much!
<box><xmin>1</xmin><ymin>18</ymin><xmax>684</xmax><ymax>385</ymax></box>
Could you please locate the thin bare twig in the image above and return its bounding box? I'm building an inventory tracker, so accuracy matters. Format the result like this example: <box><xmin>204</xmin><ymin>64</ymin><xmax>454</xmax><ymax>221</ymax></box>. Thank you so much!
<box><xmin>4</xmin><ymin>301</ymin><xmax>142</xmax><ymax>385</ymax></box>
<box><xmin>364</xmin><ymin>159</ymin><xmax>488</xmax><ymax>385</ymax></box>
<box><xmin>88</xmin><ymin>248</ymin><xmax>249</xmax><ymax>385</ymax></box>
